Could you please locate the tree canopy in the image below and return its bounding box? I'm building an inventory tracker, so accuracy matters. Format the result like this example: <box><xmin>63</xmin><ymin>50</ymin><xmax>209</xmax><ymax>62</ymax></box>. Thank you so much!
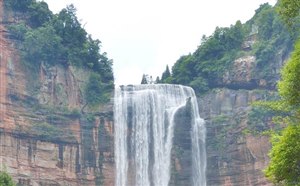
<box><xmin>5</xmin><ymin>0</ymin><xmax>114</xmax><ymax>105</ymax></box>
<box><xmin>277</xmin><ymin>0</ymin><xmax>300</xmax><ymax>32</ymax></box>
<box><xmin>157</xmin><ymin>4</ymin><xmax>292</xmax><ymax>94</ymax></box>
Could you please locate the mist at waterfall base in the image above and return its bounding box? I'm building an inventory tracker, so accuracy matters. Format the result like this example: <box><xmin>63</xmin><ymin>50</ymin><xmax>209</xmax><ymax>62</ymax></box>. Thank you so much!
<box><xmin>114</xmin><ymin>84</ymin><xmax>206</xmax><ymax>186</ymax></box>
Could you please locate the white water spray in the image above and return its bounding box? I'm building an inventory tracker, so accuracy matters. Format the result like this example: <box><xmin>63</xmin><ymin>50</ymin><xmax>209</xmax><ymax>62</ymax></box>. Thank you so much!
<box><xmin>114</xmin><ymin>84</ymin><xmax>206</xmax><ymax>186</ymax></box>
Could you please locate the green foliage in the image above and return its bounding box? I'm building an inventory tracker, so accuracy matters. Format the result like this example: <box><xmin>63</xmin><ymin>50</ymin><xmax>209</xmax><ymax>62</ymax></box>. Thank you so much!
<box><xmin>31</xmin><ymin>122</ymin><xmax>61</xmax><ymax>139</ymax></box>
<box><xmin>85</xmin><ymin>73</ymin><xmax>110</xmax><ymax>106</ymax></box>
<box><xmin>170</xmin><ymin>20</ymin><xmax>246</xmax><ymax>92</ymax></box>
<box><xmin>155</xmin><ymin>76</ymin><xmax>160</xmax><ymax>83</ymax></box>
<box><xmin>23</xmin><ymin>24</ymin><xmax>62</xmax><ymax>65</ymax></box>
<box><xmin>86</xmin><ymin>113</ymin><xmax>96</xmax><ymax>123</ymax></box>
<box><xmin>255</xmin><ymin>4</ymin><xmax>275</xmax><ymax>40</ymax></box>
<box><xmin>247</xmin><ymin>105</ymin><xmax>276</xmax><ymax>132</ymax></box>
<box><xmin>0</xmin><ymin>171</ymin><xmax>15</xmax><ymax>186</ymax></box>
<box><xmin>263</xmin><ymin>40</ymin><xmax>300</xmax><ymax>184</ymax></box>
<box><xmin>51</xmin><ymin>5</ymin><xmax>87</xmax><ymax>66</ymax></box>
<box><xmin>5</xmin><ymin>0</ymin><xmax>33</xmax><ymax>12</ymax></box>
<box><xmin>263</xmin><ymin>1</ymin><xmax>300</xmax><ymax>183</ymax></box>
<box><xmin>160</xmin><ymin>65</ymin><xmax>171</xmax><ymax>83</ymax></box>
<box><xmin>6</xmin><ymin>0</ymin><xmax>114</xmax><ymax>102</ymax></box>
<box><xmin>7</xmin><ymin>23</ymin><xmax>29</xmax><ymax>40</ymax></box>
<box><xmin>163</xmin><ymin>3</ymin><xmax>292</xmax><ymax>94</ymax></box>
<box><xmin>189</xmin><ymin>77</ymin><xmax>209</xmax><ymax>94</ymax></box>
<box><xmin>277</xmin><ymin>0</ymin><xmax>300</xmax><ymax>33</ymax></box>
<box><xmin>251</xmin><ymin>4</ymin><xmax>293</xmax><ymax>79</ymax></box>
<box><xmin>211</xmin><ymin>114</ymin><xmax>229</xmax><ymax>124</ymax></box>
<box><xmin>141</xmin><ymin>74</ymin><xmax>147</xmax><ymax>84</ymax></box>
<box><xmin>30</xmin><ymin>122</ymin><xmax>75</xmax><ymax>142</ymax></box>
<box><xmin>172</xmin><ymin>54</ymin><xmax>195</xmax><ymax>85</ymax></box>
<box><xmin>28</xmin><ymin>1</ymin><xmax>53</xmax><ymax>28</ymax></box>
<box><xmin>68</xmin><ymin>109</ymin><xmax>81</xmax><ymax>118</ymax></box>
<box><xmin>278</xmin><ymin>39</ymin><xmax>300</xmax><ymax>107</ymax></box>
<box><xmin>265</xmin><ymin>124</ymin><xmax>300</xmax><ymax>185</ymax></box>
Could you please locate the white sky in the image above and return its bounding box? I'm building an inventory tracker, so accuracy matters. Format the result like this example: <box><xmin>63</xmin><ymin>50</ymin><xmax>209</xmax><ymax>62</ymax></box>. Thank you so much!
<box><xmin>43</xmin><ymin>0</ymin><xmax>277</xmax><ymax>85</ymax></box>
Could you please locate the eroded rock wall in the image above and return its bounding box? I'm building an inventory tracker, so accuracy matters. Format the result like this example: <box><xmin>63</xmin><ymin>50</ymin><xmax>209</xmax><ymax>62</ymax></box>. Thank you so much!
<box><xmin>199</xmin><ymin>89</ymin><xmax>273</xmax><ymax>186</ymax></box>
<box><xmin>0</xmin><ymin>115</ymin><xmax>114</xmax><ymax>186</ymax></box>
<box><xmin>0</xmin><ymin>1</ymin><xmax>115</xmax><ymax>185</ymax></box>
<box><xmin>197</xmin><ymin>33</ymin><xmax>289</xmax><ymax>185</ymax></box>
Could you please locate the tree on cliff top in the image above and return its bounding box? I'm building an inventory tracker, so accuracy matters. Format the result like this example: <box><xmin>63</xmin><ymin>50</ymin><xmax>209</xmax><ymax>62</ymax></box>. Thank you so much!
<box><xmin>5</xmin><ymin>0</ymin><xmax>114</xmax><ymax>106</ymax></box>
<box><xmin>160</xmin><ymin>65</ymin><xmax>171</xmax><ymax>83</ymax></box>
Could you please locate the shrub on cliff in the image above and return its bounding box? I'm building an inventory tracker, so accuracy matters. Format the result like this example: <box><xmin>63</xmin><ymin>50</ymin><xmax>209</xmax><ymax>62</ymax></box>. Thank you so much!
<box><xmin>265</xmin><ymin>124</ymin><xmax>300</xmax><ymax>185</ymax></box>
<box><xmin>0</xmin><ymin>171</ymin><xmax>15</xmax><ymax>186</ymax></box>
<box><xmin>85</xmin><ymin>73</ymin><xmax>111</xmax><ymax>107</ymax></box>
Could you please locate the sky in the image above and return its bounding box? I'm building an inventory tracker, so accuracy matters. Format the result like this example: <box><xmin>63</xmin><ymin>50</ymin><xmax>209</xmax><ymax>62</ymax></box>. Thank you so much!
<box><xmin>43</xmin><ymin>0</ymin><xmax>277</xmax><ymax>85</ymax></box>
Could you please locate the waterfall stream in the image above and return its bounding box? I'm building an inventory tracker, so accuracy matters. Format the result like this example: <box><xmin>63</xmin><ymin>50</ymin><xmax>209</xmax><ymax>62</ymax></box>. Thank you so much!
<box><xmin>114</xmin><ymin>84</ymin><xmax>206</xmax><ymax>186</ymax></box>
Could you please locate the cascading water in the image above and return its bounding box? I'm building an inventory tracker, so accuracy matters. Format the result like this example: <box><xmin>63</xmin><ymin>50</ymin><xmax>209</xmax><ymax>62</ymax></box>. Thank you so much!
<box><xmin>114</xmin><ymin>84</ymin><xmax>206</xmax><ymax>186</ymax></box>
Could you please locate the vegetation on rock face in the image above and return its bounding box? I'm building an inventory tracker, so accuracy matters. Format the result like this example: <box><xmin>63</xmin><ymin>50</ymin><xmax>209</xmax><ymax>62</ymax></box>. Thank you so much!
<box><xmin>278</xmin><ymin>40</ymin><xmax>300</xmax><ymax>107</ymax></box>
<box><xmin>5</xmin><ymin>0</ymin><xmax>114</xmax><ymax>106</ymax></box>
<box><xmin>265</xmin><ymin>39</ymin><xmax>300</xmax><ymax>185</ymax></box>
<box><xmin>277</xmin><ymin>0</ymin><xmax>300</xmax><ymax>35</ymax></box>
<box><xmin>157</xmin><ymin>3</ymin><xmax>292</xmax><ymax>94</ymax></box>
<box><xmin>85</xmin><ymin>73</ymin><xmax>112</xmax><ymax>106</ymax></box>
<box><xmin>265</xmin><ymin>124</ymin><xmax>300</xmax><ymax>184</ymax></box>
<box><xmin>3</xmin><ymin>0</ymin><xmax>114</xmax><ymax>150</ymax></box>
<box><xmin>0</xmin><ymin>171</ymin><xmax>15</xmax><ymax>186</ymax></box>
<box><xmin>170</xmin><ymin>20</ymin><xmax>245</xmax><ymax>91</ymax></box>
<box><xmin>263</xmin><ymin>0</ymin><xmax>300</xmax><ymax>184</ymax></box>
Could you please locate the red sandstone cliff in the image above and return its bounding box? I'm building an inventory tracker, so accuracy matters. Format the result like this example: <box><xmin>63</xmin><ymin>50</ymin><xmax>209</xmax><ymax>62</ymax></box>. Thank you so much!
<box><xmin>0</xmin><ymin>0</ymin><xmax>289</xmax><ymax>185</ymax></box>
<box><xmin>0</xmin><ymin>1</ymin><xmax>115</xmax><ymax>185</ymax></box>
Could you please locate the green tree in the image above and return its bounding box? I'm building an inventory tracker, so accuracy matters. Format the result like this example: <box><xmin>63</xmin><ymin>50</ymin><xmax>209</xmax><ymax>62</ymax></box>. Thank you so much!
<box><xmin>23</xmin><ymin>24</ymin><xmax>62</xmax><ymax>65</ymax></box>
<box><xmin>264</xmin><ymin>0</ymin><xmax>300</xmax><ymax>184</ymax></box>
<box><xmin>189</xmin><ymin>77</ymin><xmax>209</xmax><ymax>94</ymax></box>
<box><xmin>94</xmin><ymin>52</ymin><xmax>114</xmax><ymax>84</ymax></box>
<box><xmin>6</xmin><ymin>0</ymin><xmax>114</xmax><ymax>105</ymax></box>
<box><xmin>0</xmin><ymin>171</ymin><xmax>15</xmax><ymax>186</ymax></box>
<box><xmin>28</xmin><ymin>1</ymin><xmax>53</xmax><ymax>28</ymax></box>
<box><xmin>155</xmin><ymin>76</ymin><xmax>160</xmax><ymax>84</ymax></box>
<box><xmin>81</xmin><ymin>35</ymin><xmax>101</xmax><ymax>69</ymax></box>
<box><xmin>277</xmin><ymin>0</ymin><xmax>300</xmax><ymax>31</ymax></box>
<box><xmin>172</xmin><ymin>54</ymin><xmax>195</xmax><ymax>85</ymax></box>
<box><xmin>265</xmin><ymin>124</ymin><xmax>300</xmax><ymax>185</ymax></box>
<box><xmin>171</xmin><ymin>20</ymin><xmax>246</xmax><ymax>90</ymax></box>
<box><xmin>85</xmin><ymin>73</ymin><xmax>109</xmax><ymax>106</ymax></box>
<box><xmin>161</xmin><ymin>65</ymin><xmax>171</xmax><ymax>83</ymax></box>
<box><xmin>141</xmin><ymin>74</ymin><xmax>147</xmax><ymax>84</ymax></box>
<box><xmin>5</xmin><ymin>0</ymin><xmax>33</xmax><ymax>12</ymax></box>
<box><xmin>254</xmin><ymin>3</ymin><xmax>275</xmax><ymax>40</ymax></box>
<box><xmin>278</xmin><ymin>39</ymin><xmax>300</xmax><ymax>107</ymax></box>
<box><xmin>8</xmin><ymin>22</ymin><xmax>29</xmax><ymax>40</ymax></box>
<box><xmin>52</xmin><ymin>4</ymin><xmax>87</xmax><ymax>65</ymax></box>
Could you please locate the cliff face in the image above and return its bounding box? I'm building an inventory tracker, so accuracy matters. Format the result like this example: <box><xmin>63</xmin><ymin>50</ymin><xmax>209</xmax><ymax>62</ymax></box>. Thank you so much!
<box><xmin>167</xmin><ymin>26</ymin><xmax>288</xmax><ymax>185</ymax></box>
<box><xmin>0</xmin><ymin>1</ymin><xmax>291</xmax><ymax>186</ymax></box>
<box><xmin>198</xmin><ymin>44</ymin><xmax>287</xmax><ymax>185</ymax></box>
<box><xmin>199</xmin><ymin>89</ymin><xmax>273</xmax><ymax>186</ymax></box>
<box><xmin>0</xmin><ymin>1</ymin><xmax>114</xmax><ymax>185</ymax></box>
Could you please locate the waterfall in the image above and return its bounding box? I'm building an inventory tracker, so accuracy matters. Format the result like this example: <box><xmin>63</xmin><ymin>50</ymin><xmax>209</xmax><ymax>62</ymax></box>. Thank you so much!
<box><xmin>114</xmin><ymin>84</ymin><xmax>206</xmax><ymax>186</ymax></box>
